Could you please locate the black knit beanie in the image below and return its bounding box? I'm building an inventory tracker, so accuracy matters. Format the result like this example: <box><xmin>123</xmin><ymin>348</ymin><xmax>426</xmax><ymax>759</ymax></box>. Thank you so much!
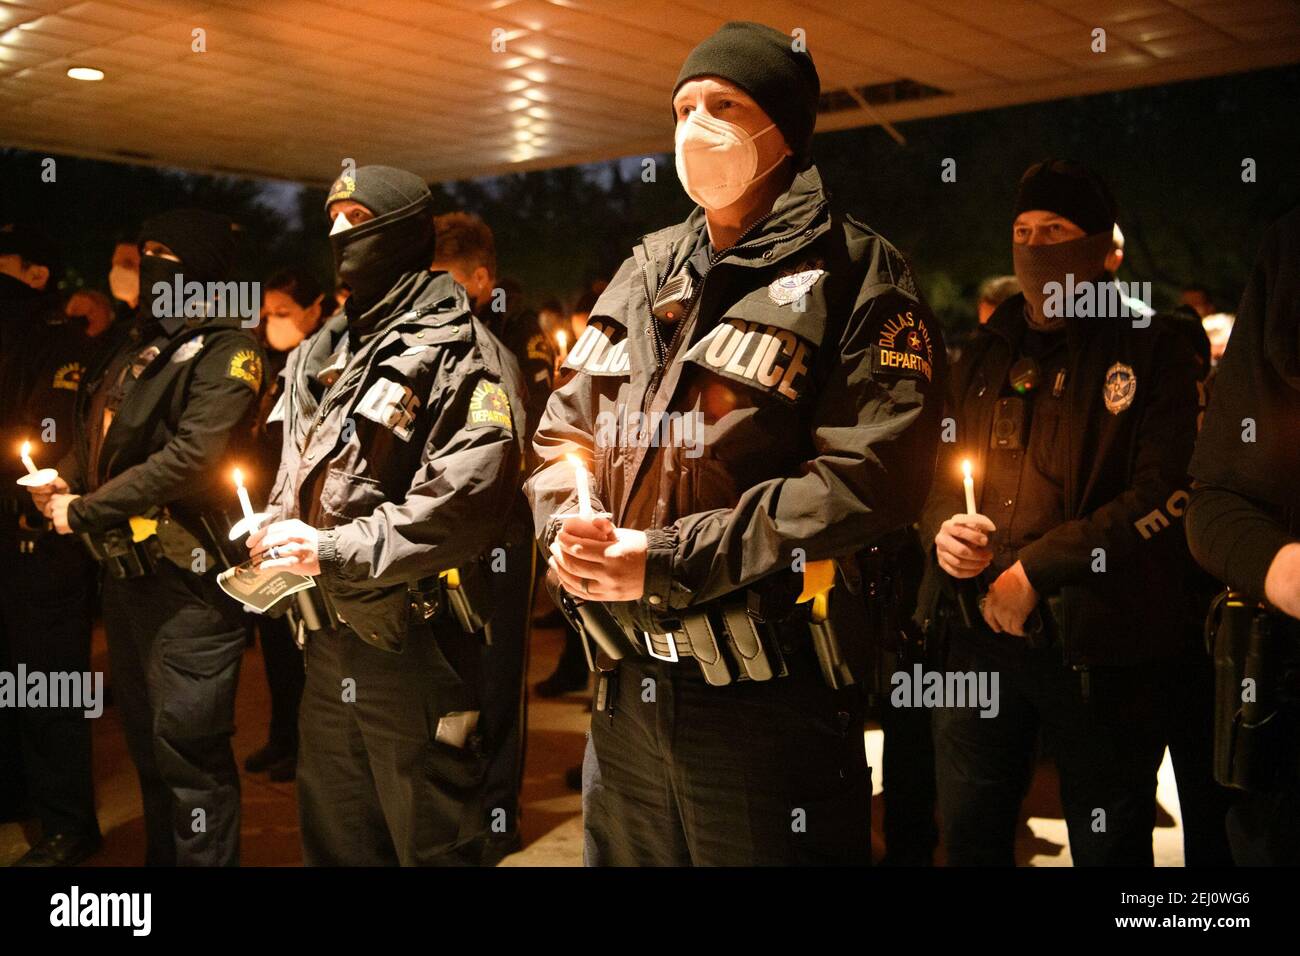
<box><xmin>672</xmin><ymin>21</ymin><xmax>820</xmax><ymax>169</ymax></box>
<box><xmin>138</xmin><ymin>209</ymin><xmax>237</xmax><ymax>282</ymax></box>
<box><xmin>1014</xmin><ymin>159</ymin><xmax>1117</xmax><ymax>236</ymax></box>
<box><xmin>325</xmin><ymin>165</ymin><xmax>430</xmax><ymax>218</ymax></box>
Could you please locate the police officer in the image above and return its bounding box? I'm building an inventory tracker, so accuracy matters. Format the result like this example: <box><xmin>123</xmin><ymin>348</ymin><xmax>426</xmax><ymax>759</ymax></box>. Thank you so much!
<box><xmin>29</xmin><ymin>209</ymin><xmax>265</xmax><ymax>867</ymax></box>
<box><xmin>917</xmin><ymin>160</ymin><xmax>1201</xmax><ymax>865</ymax></box>
<box><xmin>248</xmin><ymin>165</ymin><xmax>527</xmax><ymax>866</ymax></box>
<box><xmin>431</xmin><ymin>211</ymin><xmax>548</xmax><ymax>863</ymax></box>
<box><xmin>1</xmin><ymin>226</ymin><xmax>103</xmax><ymax>865</ymax></box>
<box><xmin>1186</xmin><ymin>205</ymin><xmax>1300</xmax><ymax>865</ymax></box>
<box><xmin>526</xmin><ymin>21</ymin><xmax>944</xmax><ymax>865</ymax></box>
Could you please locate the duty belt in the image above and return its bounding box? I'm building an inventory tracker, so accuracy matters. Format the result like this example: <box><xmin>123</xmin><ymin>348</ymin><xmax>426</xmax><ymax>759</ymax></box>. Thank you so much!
<box><xmin>563</xmin><ymin>589</ymin><xmax>797</xmax><ymax>687</ymax></box>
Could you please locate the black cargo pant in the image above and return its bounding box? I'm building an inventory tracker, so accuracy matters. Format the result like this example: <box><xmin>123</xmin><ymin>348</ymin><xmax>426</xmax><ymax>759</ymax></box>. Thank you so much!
<box><xmin>583</xmin><ymin>646</ymin><xmax>872</xmax><ymax>866</ymax></box>
<box><xmin>0</xmin><ymin>531</ymin><xmax>99</xmax><ymax>839</ymax></box>
<box><xmin>477</xmin><ymin>505</ymin><xmax>534</xmax><ymax>857</ymax></box>
<box><xmin>254</xmin><ymin>614</ymin><xmax>304</xmax><ymax>754</ymax></box>
<box><xmin>297</xmin><ymin>616</ymin><xmax>489</xmax><ymax>866</ymax></box>
<box><xmin>102</xmin><ymin>558</ymin><xmax>245</xmax><ymax>866</ymax></box>
<box><xmin>933</xmin><ymin>629</ymin><xmax>1165</xmax><ymax>866</ymax></box>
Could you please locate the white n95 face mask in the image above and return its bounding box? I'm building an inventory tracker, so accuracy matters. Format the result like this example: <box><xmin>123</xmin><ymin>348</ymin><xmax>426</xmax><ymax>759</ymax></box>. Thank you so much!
<box><xmin>674</xmin><ymin>112</ymin><xmax>784</xmax><ymax>210</ymax></box>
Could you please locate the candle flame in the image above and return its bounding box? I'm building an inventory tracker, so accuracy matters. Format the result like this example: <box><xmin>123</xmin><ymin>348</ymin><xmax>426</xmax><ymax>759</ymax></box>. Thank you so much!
<box><xmin>21</xmin><ymin>441</ymin><xmax>30</xmax><ymax>457</ymax></box>
<box><xmin>557</xmin><ymin>330</ymin><xmax>567</xmax><ymax>349</ymax></box>
<box><xmin>961</xmin><ymin>459</ymin><xmax>972</xmax><ymax>480</ymax></box>
<box><xmin>565</xmin><ymin>453</ymin><xmax>582</xmax><ymax>468</ymax></box>
<box><xmin>232</xmin><ymin>467</ymin><xmax>245</xmax><ymax>488</ymax></box>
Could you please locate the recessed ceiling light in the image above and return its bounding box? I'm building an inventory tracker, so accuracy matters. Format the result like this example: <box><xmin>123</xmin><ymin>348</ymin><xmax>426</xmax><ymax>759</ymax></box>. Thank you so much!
<box><xmin>67</xmin><ymin>66</ymin><xmax>104</xmax><ymax>81</ymax></box>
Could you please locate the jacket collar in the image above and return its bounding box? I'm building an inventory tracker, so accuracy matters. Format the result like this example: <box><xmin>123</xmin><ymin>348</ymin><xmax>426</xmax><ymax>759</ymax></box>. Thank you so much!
<box><xmin>637</xmin><ymin>164</ymin><xmax>833</xmax><ymax>273</ymax></box>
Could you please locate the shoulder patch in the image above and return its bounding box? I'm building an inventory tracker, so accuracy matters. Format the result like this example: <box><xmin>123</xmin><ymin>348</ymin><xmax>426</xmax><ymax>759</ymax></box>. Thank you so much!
<box><xmin>52</xmin><ymin>361</ymin><xmax>84</xmax><ymax>391</ymax></box>
<box><xmin>873</xmin><ymin>308</ymin><xmax>934</xmax><ymax>383</ymax></box>
<box><xmin>526</xmin><ymin>332</ymin><xmax>552</xmax><ymax>363</ymax></box>
<box><xmin>227</xmin><ymin>348</ymin><xmax>262</xmax><ymax>391</ymax></box>
<box><xmin>467</xmin><ymin>379</ymin><xmax>513</xmax><ymax>430</ymax></box>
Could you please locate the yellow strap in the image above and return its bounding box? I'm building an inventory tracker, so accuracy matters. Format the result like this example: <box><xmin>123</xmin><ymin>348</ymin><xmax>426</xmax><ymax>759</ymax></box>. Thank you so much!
<box><xmin>440</xmin><ymin>568</ymin><xmax>461</xmax><ymax>588</ymax></box>
<box><xmin>797</xmin><ymin>559</ymin><xmax>836</xmax><ymax>622</ymax></box>
<box><xmin>128</xmin><ymin>516</ymin><xmax>158</xmax><ymax>543</ymax></box>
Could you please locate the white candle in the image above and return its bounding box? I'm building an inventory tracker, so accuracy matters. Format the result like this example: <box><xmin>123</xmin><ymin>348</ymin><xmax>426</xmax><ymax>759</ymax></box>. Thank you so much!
<box><xmin>232</xmin><ymin>468</ymin><xmax>256</xmax><ymax>524</ymax></box>
<box><xmin>19</xmin><ymin>442</ymin><xmax>37</xmax><ymax>476</ymax></box>
<box><xmin>962</xmin><ymin>459</ymin><xmax>977</xmax><ymax>515</ymax></box>
<box><xmin>566</xmin><ymin>453</ymin><xmax>592</xmax><ymax>517</ymax></box>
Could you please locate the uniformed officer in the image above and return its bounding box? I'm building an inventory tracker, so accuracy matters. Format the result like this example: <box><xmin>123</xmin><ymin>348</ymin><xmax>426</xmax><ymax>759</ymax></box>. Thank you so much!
<box><xmin>431</xmin><ymin>211</ymin><xmax>548</xmax><ymax>863</ymax></box>
<box><xmin>248</xmin><ymin>165</ymin><xmax>527</xmax><ymax>866</ymax></box>
<box><xmin>1186</xmin><ymin>204</ymin><xmax>1300</xmax><ymax>865</ymax></box>
<box><xmin>0</xmin><ymin>226</ymin><xmax>103</xmax><ymax>865</ymax></box>
<box><xmin>917</xmin><ymin>160</ymin><xmax>1201</xmax><ymax>865</ymax></box>
<box><xmin>29</xmin><ymin>209</ymin><xmax>265</xmax><ymax>867</ymax></box>
<box><xmin>526</xmin><ymin>21</ymin><xmax>945</xmax><ymax>865</ymax></box>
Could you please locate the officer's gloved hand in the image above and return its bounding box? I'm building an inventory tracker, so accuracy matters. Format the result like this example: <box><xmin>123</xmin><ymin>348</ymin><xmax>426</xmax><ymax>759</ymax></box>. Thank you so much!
<box><xmin>935</xmin><ymin>513</ymin><xmax>995</xmax><ymax>579</ymax></box>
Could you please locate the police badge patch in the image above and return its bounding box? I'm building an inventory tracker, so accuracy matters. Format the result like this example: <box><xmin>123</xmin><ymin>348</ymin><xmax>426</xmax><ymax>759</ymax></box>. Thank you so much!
<box><xmin>767</xmin><ymin>268</ymin><xmax>825</xmax><ymax>306</ymax></box>
<box><xmin>467</xmin><ymin>380</ymin><xmax>512</xmax><ymax>430</ymax></box>
<box><xmin>52</xmin><ymin>362</ymin><xmax>83</xmax><ymax>391</ymax></box>
<box><xmin>227</xmin><ymin>349</ymin><xmax>262</xmax><ymax>391</ymax></box>
<box><xmin>873</xmin><ymin>309</ymin><xmax>934</xmax><ymax>382</ymax></box>
<box><xmin>171</xmin><ymin>336</ymin><xmax>205</xmax><ymax>363</ymax></box>
<box><xmin>1103</xmin><ymin>361</ymin><xmax>1137</xmax><ymax>414</ymax></box>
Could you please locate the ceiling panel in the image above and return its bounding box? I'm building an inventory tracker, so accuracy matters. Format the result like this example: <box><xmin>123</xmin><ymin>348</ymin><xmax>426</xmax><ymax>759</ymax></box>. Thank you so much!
<box><xmin>0</xmin><ymin>0</ymin><xmax>1294</xmax><ymax>184</ymax></box>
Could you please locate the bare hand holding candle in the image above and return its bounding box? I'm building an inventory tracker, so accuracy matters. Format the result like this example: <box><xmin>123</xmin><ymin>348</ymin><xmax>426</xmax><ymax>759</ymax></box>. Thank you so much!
<box><xmin>228</xmin><ymin>467</ymin><xmax>269</xmax><ymax>540</ymax></box>
<box><xmin>16</xmin><ymin>441</ymin><xmax>59</xmax><ymax>488</ymax></box>
<box><xmin>933</xmin><ymin>457</ymin><xmax>996</xmax><ymax>580</ymax></box>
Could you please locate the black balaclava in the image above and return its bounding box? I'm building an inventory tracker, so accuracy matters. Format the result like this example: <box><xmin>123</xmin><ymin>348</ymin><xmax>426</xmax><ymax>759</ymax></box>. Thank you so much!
<box><xmin>672</xmin><ymin>21</ymin><xmax>820</xmax><ymax>170</ymax></box>
<box><xmin>1011</xmin><ymin>159</ymin><xmax>1116</xmax><ymax>331</ymax></box>
<box><xmin>137</xmin><ymin>209</ymin><xmax>237</xmax><ymax>322</ymax></box>
<box><xmin>325</xmin><ymin>165</ymin><xmax>434</xmax><ymax>316</ymax></box>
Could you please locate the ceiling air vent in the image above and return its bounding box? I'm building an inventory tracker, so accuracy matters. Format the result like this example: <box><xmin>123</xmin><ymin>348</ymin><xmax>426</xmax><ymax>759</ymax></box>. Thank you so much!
<box><xmin>818</xmin><ymin>78</ymin><xmax>948</xmax><ymax>115</ymax></box>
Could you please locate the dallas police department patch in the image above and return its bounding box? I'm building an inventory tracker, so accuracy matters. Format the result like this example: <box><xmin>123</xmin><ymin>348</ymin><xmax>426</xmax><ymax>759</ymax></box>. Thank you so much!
<box><xmin>873</xmin><ymin>309</ymin><xmax>934</xmax><ymax>382</ymax></box>
<box><xmin>227</xmin><ymin>349</ymin><xmax>262</xmax><ymax>391</ymax></box>
<box><xmin>327</xmin><ymin>174</ymin><xmax>356</xmax><ymax>204</ymax></box>
<box><xmin>52</xmin><ymin>362</ymin><xmax>84</xmax><ymax>391</ymax></box>
<box><xmin>355</xmin><ymin>376</ymin><xmax>421</xmax><ymax>441</ymax></box>
<box><xmin>467</xmin><ymin>379</ymin><xmax>513</xmax><ymax>430</ymax></box>
<box><xmin>768</xmin><ymin>267</ymin><xmax>825</xmax><ymax>307</ymax></box>
<box><xmin>171</xmin><ymin>336</ymin><xmax>205</xmax><ymax>364</ymax></box>
<box><xmin>1103</xmin><ymin>361</ymin><xmax>1137</xmax><ymax>414</ymax></box>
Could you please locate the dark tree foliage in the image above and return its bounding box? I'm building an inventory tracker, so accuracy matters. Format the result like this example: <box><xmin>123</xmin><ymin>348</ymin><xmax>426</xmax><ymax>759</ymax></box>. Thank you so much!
<box><xmin>3</xmin><ymin>65</ymin><xmax>1294</xmax><ymax>331</ymax></box>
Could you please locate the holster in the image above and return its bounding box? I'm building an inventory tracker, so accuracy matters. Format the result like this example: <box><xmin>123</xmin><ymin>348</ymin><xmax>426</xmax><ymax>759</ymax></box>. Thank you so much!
<box><xmin>80</xmin><ymin>525</ymin><xmax>164</xmax><ymax>579</ymax></box>
<box><xmin>287</xmin><ymin>586</ymin><xmax>338</xmax><ymax>650</ymax></box>
<box><xmin>440</xmin><ymin>560</ymin><xmax>493</xmax><ymax>636</ymax></box>
<box><xmin>1210</xmin><ymin>591</ymin><xmax>1300</xmax><ymax>791</ymax></box>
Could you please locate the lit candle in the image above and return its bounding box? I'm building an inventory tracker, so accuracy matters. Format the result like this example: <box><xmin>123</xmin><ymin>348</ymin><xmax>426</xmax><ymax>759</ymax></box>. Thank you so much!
<box><xmin>962</xmin><ymin>459</ymin><xmax>977</xmax><ymax>515</ymax></box>
<box><xmin>20</xmin><ymin>441</ymin><xmax>37</xmax><ymax>476</ymax></box>
<box><xmin>232</xmin><ymin>468</ymin><xmax>256</xmax><ymax>525</ymax></box>
<box><xmin>566</xmin><ymin>453</ymin><xmax>592</xmax><ymax>518</ymax></box>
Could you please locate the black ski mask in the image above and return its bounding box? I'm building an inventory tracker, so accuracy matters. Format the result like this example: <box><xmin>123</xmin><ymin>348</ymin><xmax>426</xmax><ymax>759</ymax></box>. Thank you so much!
<box><xmin>137</xmin><ymin>209</ymin><xmax>238</xmax><ymax>324</ymax></box>
<box><xmin>1013</xmin><ymin>231</ymin><xmax>1113</xmax><ymax>330</ymax></box>
<box><xmin>326</xmin><ymin>166</ymin><xmax>435</xmax><ymax>315</ymax></box>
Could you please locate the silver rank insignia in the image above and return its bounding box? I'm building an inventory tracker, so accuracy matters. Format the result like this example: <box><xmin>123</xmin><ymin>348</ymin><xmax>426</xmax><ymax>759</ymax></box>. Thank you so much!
<box><xmin>767</xmin><ymin>268</ymin><xmax>824</xmax><ymax>306</ymax></box>
<box><xmin>171</xmin><ymin>336</ymin><xmax>205</xmax><ymax>363</ymax></box>
<box><xmin>1103</xmin><ymin>361</ymin><xmax>1137</xmax><ymax>414</ymax></box>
